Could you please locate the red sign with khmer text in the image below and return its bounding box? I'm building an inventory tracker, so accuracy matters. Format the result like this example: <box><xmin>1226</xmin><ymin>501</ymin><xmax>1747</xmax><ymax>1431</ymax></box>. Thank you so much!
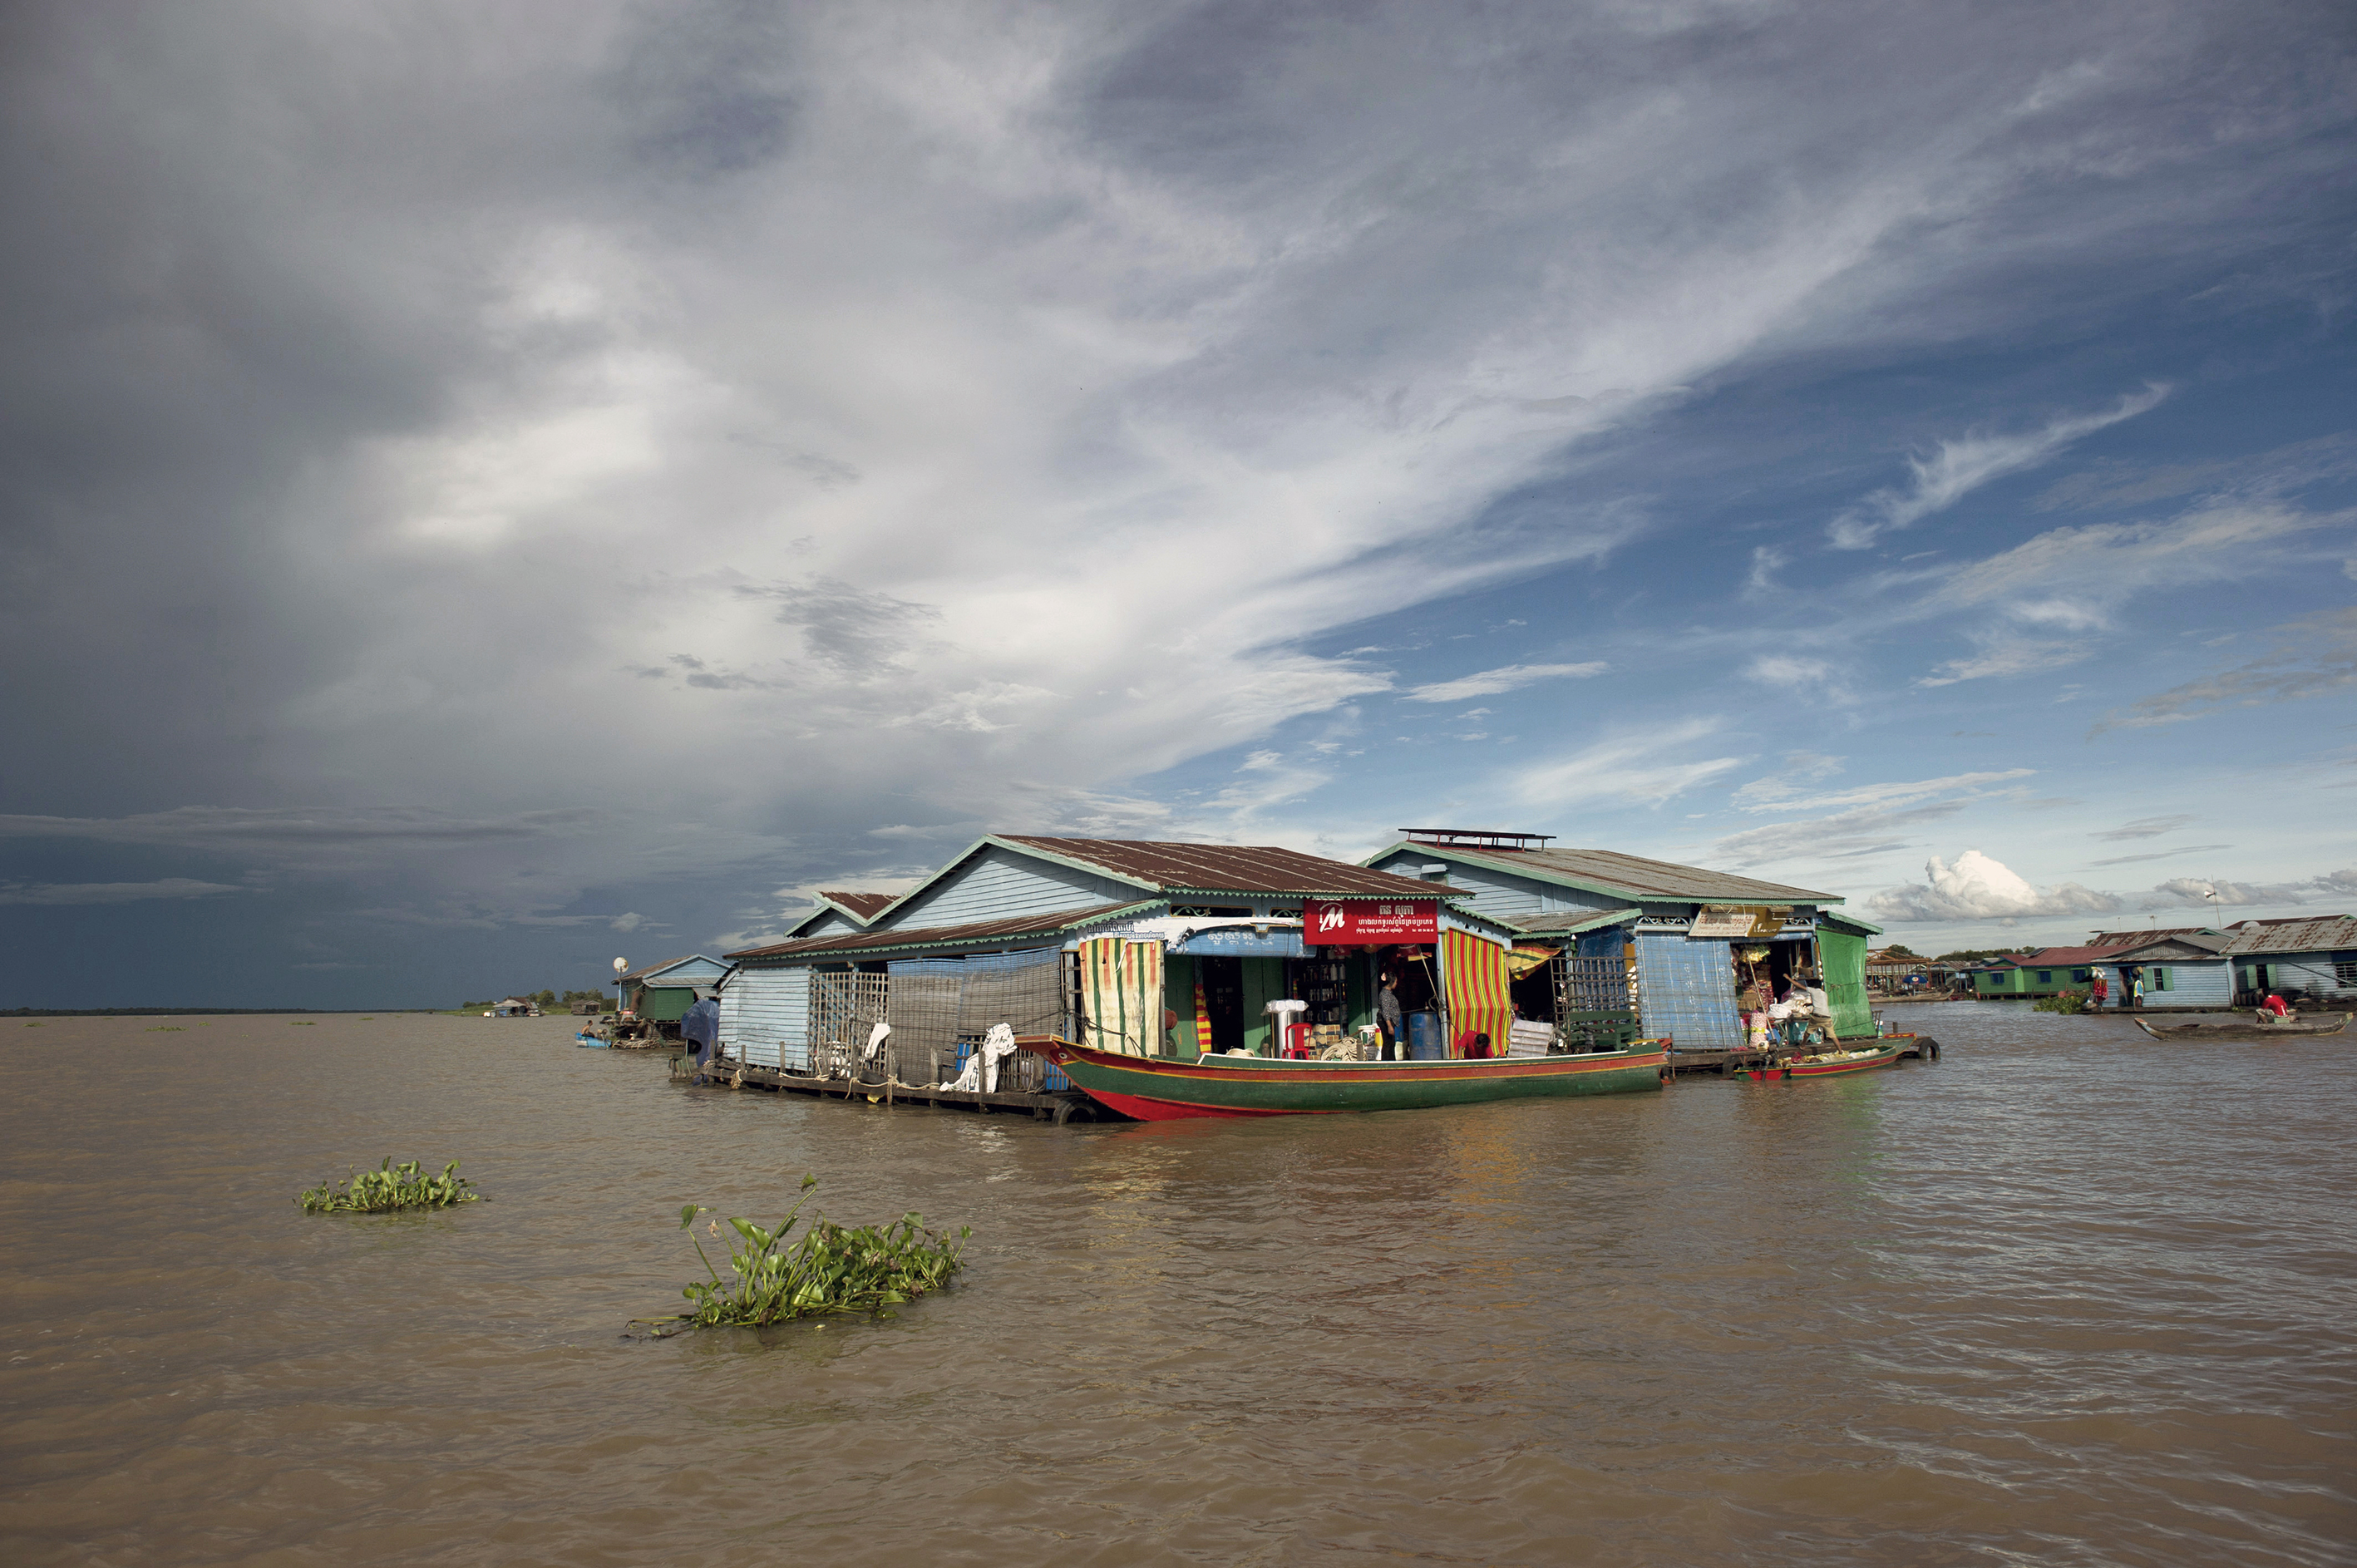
<box><xmin>1303</xmin><ymin>899</ymin><xmax>1438</xmax><ymax>945</ymax></box>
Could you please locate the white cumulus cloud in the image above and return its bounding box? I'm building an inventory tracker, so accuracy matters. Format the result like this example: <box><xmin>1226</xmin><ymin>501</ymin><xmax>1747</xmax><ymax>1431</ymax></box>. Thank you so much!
<box><xmin>1866</xmin><ymin>849</ymin><xmax>2123</xmax><ymax>921</ymax></box>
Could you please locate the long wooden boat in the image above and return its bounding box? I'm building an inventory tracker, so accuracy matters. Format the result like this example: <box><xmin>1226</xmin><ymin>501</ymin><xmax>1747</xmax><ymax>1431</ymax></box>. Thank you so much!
<box><xmin>1030</xmin><ymin>1035</ymin><xmax>1666</xmax><ymax>1120</ymax></box>
<box><xmin>1746</xmin><ymin>1043</ymin><xmax>1906</xmax><ymax>1080</ymax></box>
<box><xmin>2132</xmin><ymin>1012</ymin><xmax>2350</xmax><ymax>1043</ymax></box>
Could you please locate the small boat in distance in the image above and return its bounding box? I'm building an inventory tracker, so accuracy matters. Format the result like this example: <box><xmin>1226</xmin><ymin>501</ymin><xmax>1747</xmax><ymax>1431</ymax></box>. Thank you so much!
<box><xmin>1031</xmin><ymin>1035</ymin><xmax>1666</xmax><ymax>1119</ymax></box>
<box><xmin>1746</xmin><ymin>1042</ymin><xmax>1906</xmax><ymax>1080</ymax></box>
<box><xmin>2132</xmin><ymin>1012</ymin><xmax>2350</xmax><ymax>1043</ymax></box>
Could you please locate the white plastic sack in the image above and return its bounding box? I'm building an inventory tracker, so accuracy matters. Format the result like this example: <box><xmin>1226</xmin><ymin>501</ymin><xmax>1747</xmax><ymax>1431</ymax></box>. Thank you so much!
<box><xmin>939</xmin><ymin>1023</ymin><xmax>1021</xmax><ymax>1093</ymax></box>
<box><xmin>980</xmin><ymin>1022</ymin><xmax>1018</xmax><ymax>1094</ymax></box>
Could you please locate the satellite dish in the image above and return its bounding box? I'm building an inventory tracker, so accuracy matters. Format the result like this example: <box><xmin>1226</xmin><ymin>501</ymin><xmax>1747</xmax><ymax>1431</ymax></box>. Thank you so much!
<box><xmin>613</xmin><ymin>956</ymin><xmax>629</xmax><ymax>974</ymax></box>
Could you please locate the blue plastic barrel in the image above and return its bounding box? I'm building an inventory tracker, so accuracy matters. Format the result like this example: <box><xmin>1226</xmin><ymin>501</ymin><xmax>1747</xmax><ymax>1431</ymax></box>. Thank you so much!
<box><xmin>1408</xmin><ymin>1011</ymin><xmax>1443</xmax><ymax>1060</ymax></box>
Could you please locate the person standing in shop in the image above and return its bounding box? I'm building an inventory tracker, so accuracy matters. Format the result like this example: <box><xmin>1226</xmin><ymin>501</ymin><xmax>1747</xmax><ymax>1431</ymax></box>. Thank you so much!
<box><xmin>1378</xmin><ymin>969</ymin><xmax>1403</xmax><ymax>1061</ymax></box>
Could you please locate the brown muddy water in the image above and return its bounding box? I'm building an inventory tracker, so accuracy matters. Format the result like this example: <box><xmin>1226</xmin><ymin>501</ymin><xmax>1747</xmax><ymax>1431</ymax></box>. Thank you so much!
<box><xmin>2</xmin><ymin>1004</ymin><xmax>2351</xmax><ymax>1566</ymax></box>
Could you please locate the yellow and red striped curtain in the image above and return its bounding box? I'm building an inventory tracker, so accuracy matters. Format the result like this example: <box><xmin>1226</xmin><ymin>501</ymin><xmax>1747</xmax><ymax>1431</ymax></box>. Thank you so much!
<box><xmin>1440</xmin><ymin>927</ymin><xmax>1512</xmax><ymax>1058</ymax></box>
<box><xmin>1078</xmin><ymin>939</ymin><xmax>1166</xmax><ymax>1056</ymax></box>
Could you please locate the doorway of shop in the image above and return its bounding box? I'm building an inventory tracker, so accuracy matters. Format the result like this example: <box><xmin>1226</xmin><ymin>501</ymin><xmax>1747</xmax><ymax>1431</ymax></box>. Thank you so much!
<box><xmin>1198</xmin><ymin>957</ymin><xmax>1245</xmax><ymax>1053</ymax></box>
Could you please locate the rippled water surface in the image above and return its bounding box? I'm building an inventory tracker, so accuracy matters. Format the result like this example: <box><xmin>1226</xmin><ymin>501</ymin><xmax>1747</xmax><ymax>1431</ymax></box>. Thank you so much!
<box><xmin>3</xmin><ymin>1005</ymin><xmax>2352</xmax><ymax>1566</ymax></box>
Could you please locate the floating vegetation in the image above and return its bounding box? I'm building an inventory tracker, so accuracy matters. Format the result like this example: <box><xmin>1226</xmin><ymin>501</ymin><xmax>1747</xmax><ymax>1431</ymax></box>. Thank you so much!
<box><xmin>291</xmin><ymin>1020</ymin><xmax>316</xmax><ymax>1026</ymax></box>
<box><xmin>637</xmin><ymin>1175</ymin><xmax>968</xmax><ymax>1336</ymax></box>
<box><xmin>147</xmin><ymin>1026</ymin><xmax>185</xmax><ymax>1033</ymax></box>
<box><xmin>2034</xmin><ymin>990</ymin><xmax>2089</xmax><ymax>1015</ymax></box>
<box><xmin>298</xmin><ymin>1158</ymin><xmax>480</xmax><ymax>1214</ymax></box>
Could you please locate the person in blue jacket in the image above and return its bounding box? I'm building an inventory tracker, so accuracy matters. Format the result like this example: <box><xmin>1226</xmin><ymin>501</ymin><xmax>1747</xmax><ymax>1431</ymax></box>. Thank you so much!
<box><xmin>680</xmin><ymin>992</ymin><xmax>722</xmax><ymax>1076</ymax></box>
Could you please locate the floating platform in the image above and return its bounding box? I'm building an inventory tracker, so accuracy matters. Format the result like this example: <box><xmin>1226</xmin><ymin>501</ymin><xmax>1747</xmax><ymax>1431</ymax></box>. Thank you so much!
<box><xmin>669</xmin><ymin>1053</ymin><xmax>1106</xmax><ymax>1122</ymax></box>
<box><xmin>1667</xmin><ymin>1035</ymin><xmax>1939</xmax><ymax>1076</ymax></box>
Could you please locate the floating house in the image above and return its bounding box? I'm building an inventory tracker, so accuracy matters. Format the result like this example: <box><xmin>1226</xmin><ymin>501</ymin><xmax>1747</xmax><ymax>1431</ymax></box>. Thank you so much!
<box><xmin>617</xmin><ymin>954</ymin><xmax>732</xmax><ymax>1024</ymax></box>
<box><xmin>1975</xmin><ymin>933</ymin><xmax>2235</xmax><ymax>1008</ymax></box>
<box><xmin>2216</xmin><ymin>915</ymin><xmax>2357</xmax><ymax>1003</ymax></box>
<box><xmin>718</xmin><ymin>836</ymin><xmax>1546</xmax><ymax>1081</ymax></box>
<box><xmin>1865</xmin><ymin>949</ymin><xmax>1961</xmax><ymax>994</ymax></box>
<box><xmin>1358</xmin><ymin>829</ymin><xmax>1873</xmax><ymax>1048</ymax></box>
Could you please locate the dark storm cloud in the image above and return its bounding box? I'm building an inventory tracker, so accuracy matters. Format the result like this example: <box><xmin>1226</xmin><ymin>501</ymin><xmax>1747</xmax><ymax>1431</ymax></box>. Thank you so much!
<box><xmin>0</xmin><ymin>0</ymin><xmax>2349</xmax><ymax>1003</ymax></box>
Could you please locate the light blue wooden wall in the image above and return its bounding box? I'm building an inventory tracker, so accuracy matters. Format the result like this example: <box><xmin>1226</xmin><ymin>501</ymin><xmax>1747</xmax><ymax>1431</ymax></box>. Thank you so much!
<box><xmin>722</xmin><ymin>964</ymin><xmax>811</xmax><ymax>1071</ymax></box>
<box><xmin>882</xmin><ymin>844</ymin><xmax>1140</xmax><ymax>930</ymax></box>
<box><xmin>1363</xmin><ymin>849</ymin><xmax>1622</xmax><ymax>922</ymax></box>
<box><xmin>798</xmin><ymin>910</ymin><xmax>861</xmax><ymax>937</ymax></box>
<box><xmin>641</xmin><ymin>955</ymin><xmax>732</xmax><ymax>986</ymax></box>
<box><xmin>2098</xmin><ymin>959</ymin><xmax>2233</xmax><ymax>1008</ymax></box>
<box><xmin>2253</xmin><ymin>953</ymin><xmax>2357</xmax><ymax>998</ymax></box>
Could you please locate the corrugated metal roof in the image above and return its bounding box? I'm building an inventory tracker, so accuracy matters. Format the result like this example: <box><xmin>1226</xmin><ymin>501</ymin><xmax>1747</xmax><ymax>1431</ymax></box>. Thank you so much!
<box><xmin>2218</xmin><ymin>915</ymin><xmax>2357</xmax><ymax>955</ymax></box>
<box><xmin>819</xmin><ymin>890</ymin><xmax>895</xmax><ymax>920</ymax></box>
<box><xmin>1501</xmin><ymin>908</ymin><xmax>1642</xmax><ymax>936</ymax></box>
<box><xmin>1377</xmin><ymin>842</ymin><xmax>1842</xmax><ymax>905</ymax></box>
<box><xmin>726</xmin><ymin>903</ymin><xmax>1150</xmax><ymax>963</ymax></box>
<box><xmin>2087</xmin><ymin>926</ymin><xmax>2225</xmax><ymax>947</ymax></box>
<box><xmin>996</xmin><ymin>836</ymin><xmax>1434</xmax><ymax>898</ymax></box>
<box><xmin>2006</xmin><ymin>944</ymin><xmax>2137</xmax><ymax>966</ymax></box>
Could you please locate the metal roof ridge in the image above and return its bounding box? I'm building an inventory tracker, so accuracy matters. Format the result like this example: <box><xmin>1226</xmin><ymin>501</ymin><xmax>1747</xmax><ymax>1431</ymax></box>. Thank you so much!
<box><xmin>724</xmin><ymin>900</ymin><xmax>1164</xmax><ymax>962</ymax></box>
<box><xmin>1358</xmin><ymin>838</ymin><xmax>1844</xmax><ymax>905</ymax></box>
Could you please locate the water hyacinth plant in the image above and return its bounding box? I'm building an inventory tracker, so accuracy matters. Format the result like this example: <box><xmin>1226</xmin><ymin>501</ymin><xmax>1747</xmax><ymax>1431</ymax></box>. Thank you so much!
<box><xmin>639</xmin><ymin>1174</ymin><xmax>968</xmax><ymax>1336</ymax></box>
<box><xmin>297</xmin><ymin>1158</ymin><xmax>480</xmax><ymax>1213</ymax></box>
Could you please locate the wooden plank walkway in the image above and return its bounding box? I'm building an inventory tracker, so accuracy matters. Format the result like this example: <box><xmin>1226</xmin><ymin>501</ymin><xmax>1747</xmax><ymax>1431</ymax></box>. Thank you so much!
<box><xmin>670</xmin><ymin>1053</ymin><xmax>1105</xmax><ymax>1122</ymax></box>
<box><xmin>1668</xmin><ymin>1035</ymin><xmax>1941</xmax><ymax>1075</ymax></box>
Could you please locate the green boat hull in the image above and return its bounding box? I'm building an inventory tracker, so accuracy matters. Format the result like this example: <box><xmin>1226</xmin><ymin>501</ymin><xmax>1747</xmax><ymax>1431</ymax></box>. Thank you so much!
<box><xmin>1033</xmin><ymin>1037</ymin><xmax>1667</xmax><ymax>1119</ymax></box>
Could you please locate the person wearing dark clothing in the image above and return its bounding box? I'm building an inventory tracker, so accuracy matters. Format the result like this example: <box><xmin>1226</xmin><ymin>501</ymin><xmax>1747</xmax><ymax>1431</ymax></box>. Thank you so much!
<box><xmin>681</xmin><ymin>994</ymin><xmax>722</xmax><ymax>1073</ymax></box>
<box><xmin>1378</xmin><ymin>972</ymin><xmax>1403</xmax><ymax>1062</ymax></box>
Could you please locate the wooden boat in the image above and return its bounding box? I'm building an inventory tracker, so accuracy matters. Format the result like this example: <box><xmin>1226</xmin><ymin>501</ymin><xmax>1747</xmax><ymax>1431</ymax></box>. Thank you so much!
<box><xmin>1746</xmin><ymin>1042</ymin><xmax>1906</xmax><ymax>1080</ymax></box>
<box><xmin>1031</xmin><ymin>1035</ymin><xmax>1666</xmax><ymax>1120</ymax></box>
<box><xmin>2132</xmin><ymin>1012</ymin><xmax>2350</xmax><ymax>1043</ymax></box>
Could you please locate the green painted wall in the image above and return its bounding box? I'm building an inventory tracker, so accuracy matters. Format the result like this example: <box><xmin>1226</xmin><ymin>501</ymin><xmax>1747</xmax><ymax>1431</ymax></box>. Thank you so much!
<box><xmin>1241</xmin><ymin>957</ymin><xmax>1285</xmax><ymax>1054</ymax></box>
<box><xmin>638</xmin><ymin>985</ymin><xmax>696</xmax><ymax>1022</ymax></box>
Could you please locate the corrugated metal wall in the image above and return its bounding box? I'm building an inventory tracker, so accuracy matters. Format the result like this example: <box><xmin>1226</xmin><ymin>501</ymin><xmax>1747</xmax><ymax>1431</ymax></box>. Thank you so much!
<box><xmin>2149</xmin><ymin>959</ymin><xmax>2234</xmax><ymax>1007</ymax></box>
<box><xmin>1635</xmin><ymin>931</ymin><xmax>1741</xmax><ymax>1049</ymax></box>
<box><xmin>722</xmin><ymin>965</ymin><xmax>810</xmax><ymax>1070</ymax></box>
<box><xmin>2260</xmin><ymin>954</ymin><xmax>2357</xmax><ymax>998</ymax></box>
<box><xmin>881</xmin><ymin>844</ymin><xmax>1136</xmax><ymax>929</ymax></box>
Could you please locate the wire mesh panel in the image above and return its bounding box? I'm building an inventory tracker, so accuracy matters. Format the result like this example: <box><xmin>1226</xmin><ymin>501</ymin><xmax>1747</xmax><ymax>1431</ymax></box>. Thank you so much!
<box><xmin>886</xmin><ymin>965</ymin><xmax>964</xmax><ymax>1072</ymax></box>
<box><xmin>1554</xmin><ymin>954</ymin><xmax>1636</xmax><ymax>1013</ymax></box>
<box><xmin>956</xmin><ymin>949</ymin><xmax>1068</xmax><ymax>1038</ymax></box>
<box><xmin>808</xmin><ymin>970</ymin><xmax>890</xmax><ymax>1079</ymax></box>
<box><xmin>1551</xmin><ymin>954</ymin><xmax>1640</xmax><ymax>1051</ymax></box>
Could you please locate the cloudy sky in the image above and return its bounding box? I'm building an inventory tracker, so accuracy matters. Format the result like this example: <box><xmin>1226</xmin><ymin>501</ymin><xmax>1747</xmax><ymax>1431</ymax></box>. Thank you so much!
<box><xmin>4</xmin><ymin>0</ymin><xmax>2355</xmax><ymax>1007</ymax></box>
